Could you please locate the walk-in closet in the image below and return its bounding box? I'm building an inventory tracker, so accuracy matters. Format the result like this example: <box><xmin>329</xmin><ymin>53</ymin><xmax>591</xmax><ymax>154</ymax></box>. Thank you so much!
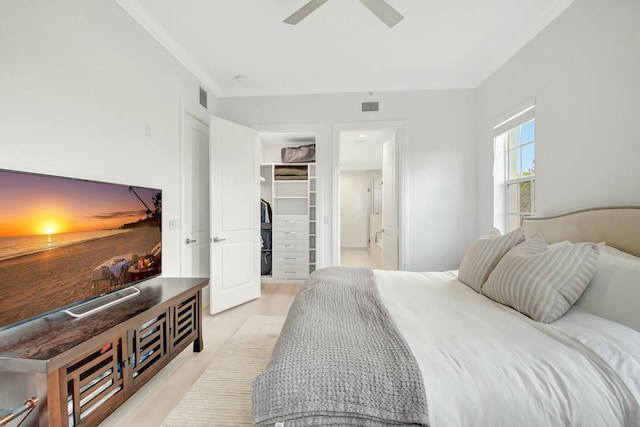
<box><xmin>260</xmin><ymin>133</ymin><xmax>317</xmax><ymax>281</ymax></box>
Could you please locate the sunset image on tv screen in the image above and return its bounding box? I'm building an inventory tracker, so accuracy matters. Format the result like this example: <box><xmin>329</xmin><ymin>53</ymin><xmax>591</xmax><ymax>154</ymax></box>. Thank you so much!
<box><xmin>0</xmin><ymin>169</ymin><xmax>162</xmax><ymax>330</ymax></box>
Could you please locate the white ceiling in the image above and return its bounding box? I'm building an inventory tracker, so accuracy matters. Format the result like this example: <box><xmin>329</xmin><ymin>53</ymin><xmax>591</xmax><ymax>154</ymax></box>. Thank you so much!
<box><xmin>340</xmin><ymin>129</ymin><xmax>393</xmax><ymax>170</ymax></box>
<box><xmin>118</xmin><ymin>0</ymin><xmax>574</xmax><ymax>97</ymax></box>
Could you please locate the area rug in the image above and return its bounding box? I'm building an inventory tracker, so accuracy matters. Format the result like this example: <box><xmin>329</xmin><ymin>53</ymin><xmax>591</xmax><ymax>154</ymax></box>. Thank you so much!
<box><xmin>161</xmin><ymin>315</ymin><xmax>285</xmax><ymax>427</ymax></box>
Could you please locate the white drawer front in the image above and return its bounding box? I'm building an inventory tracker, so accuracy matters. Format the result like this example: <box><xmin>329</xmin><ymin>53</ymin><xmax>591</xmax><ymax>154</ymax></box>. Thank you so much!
<box><xmin>273</xmin><ymin>215</ymin><xmax>308</xmax><ymax>232</ymax></box>
<box><xmin>273</xmin><ymin>251</ymin><xmax>309</xmax><ymax>266</ymax></box>
<box><xmin>273</xmin><ymin>230</ymin><xmax>307</xmax><ymax>240</ymax></box>
<box><xmin>273</xmin><ymin>239</ymin><xmax>309</xmax><ymax>252</ymax></box>
<box><xmin>272</xmin><ymin>265</ymin><xmax>309</xmax><ymax>280</ymax></box>
<box><xmin>273</xmin><ymin>214</ymin><xmax>308</xmax><ymax>222</ymax></box>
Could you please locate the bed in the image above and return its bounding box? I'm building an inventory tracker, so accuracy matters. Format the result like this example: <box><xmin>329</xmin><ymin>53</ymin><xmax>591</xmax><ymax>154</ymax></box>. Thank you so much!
<box><xmin>252</xmin><ymin>206</ymin><xmax>640</xmax><ymax>426</ymax></box>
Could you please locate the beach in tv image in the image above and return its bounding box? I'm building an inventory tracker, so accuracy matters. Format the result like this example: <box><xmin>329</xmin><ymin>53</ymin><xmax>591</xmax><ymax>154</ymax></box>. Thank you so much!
<box><xmin>0</xmin><ymin>169</ymin><xmax>162</xmax><ymax>330</ymax></box>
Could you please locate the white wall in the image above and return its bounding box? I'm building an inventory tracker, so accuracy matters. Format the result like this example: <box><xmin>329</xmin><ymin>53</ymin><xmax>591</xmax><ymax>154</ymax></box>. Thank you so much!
<box><xmin>0</xmin><ymin>0</ymin><xmax>218</xmax><ymax>277</ymax></box>
<box><xmin>219</xmin><ymin>90</ymin><xmax>477</xmax><ymax>271</ymax></box>
<box><xmin>340</xmin><ymin>170</ymin><xmax>368</xmax><ymax>248</ymax></box>
<box><xmin>476</xmin><ymin>0</ymin><xmax>640</xmax><ymax>232</ymax></box>
<box><xmin>15</xmin><ymin>0</ymin><xmax>627</xmax><ymax>274</ymax></box>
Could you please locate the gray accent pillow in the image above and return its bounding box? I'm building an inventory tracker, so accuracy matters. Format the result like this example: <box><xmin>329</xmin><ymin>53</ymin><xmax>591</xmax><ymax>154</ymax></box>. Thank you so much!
<box><xmin>483</xmin><ymin>236</ymin><xmax>600</xmax><ymax>323</ymax></box>
<box><xmin>458</xmin><ymin>227</ymin><xmax>525</xmax><ymax>293</ymax></box>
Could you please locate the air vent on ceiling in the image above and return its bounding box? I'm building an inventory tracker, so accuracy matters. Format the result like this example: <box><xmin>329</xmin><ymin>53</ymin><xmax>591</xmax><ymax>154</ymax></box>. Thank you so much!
<box><xmin>199</xmin><ymin>87</ymin><xmax>208</xmax><ymax>109</ymax></box>
<box><xmin>362</xmin><ymin>101</ymin><xmax>379</xmax><ymax>112</ymax></box>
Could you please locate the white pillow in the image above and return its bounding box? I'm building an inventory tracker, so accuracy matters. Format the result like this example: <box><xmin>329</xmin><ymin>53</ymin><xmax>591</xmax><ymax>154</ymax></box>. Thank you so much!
<box><xmin>458</xmin><ymin>227</ymin><xmax>525</xmax><ymax>293</ymax></box>
<box><xmin>483</xmin><ymin>235</ymin><xmax>600</xmax><ymax>323</ymax></box>
<box><xmin>598</xmin><ymin>243</ymin><xmax>640</xmax><ymax>261</ymax></box>
<box><xmin>576</xmin><ymin>245</ymin><xmax>640</xmax><ymax>331</ymax></box>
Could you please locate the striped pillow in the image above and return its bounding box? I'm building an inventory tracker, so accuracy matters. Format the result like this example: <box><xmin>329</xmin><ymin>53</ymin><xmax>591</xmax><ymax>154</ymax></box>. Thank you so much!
<box><xmin>458</xmin><ymin>227</ymin><xmax>525</xmax><ymax>293</ymax></box>
<box><xmin>510</xmin><ymin>232</ymin><xmax>549</xmax><ymax>255</ymax></box>
<box><xmin>482</xmin><ymin>237</ymin><xmax>600</xmax><ymax>323</ymax></box>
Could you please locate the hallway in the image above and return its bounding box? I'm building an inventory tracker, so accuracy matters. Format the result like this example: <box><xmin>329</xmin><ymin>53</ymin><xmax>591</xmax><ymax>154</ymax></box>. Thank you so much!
<box><xmin>340</xmin><ymin>247</ymin><xmax>380</xmax><ymax>269</ymax></box>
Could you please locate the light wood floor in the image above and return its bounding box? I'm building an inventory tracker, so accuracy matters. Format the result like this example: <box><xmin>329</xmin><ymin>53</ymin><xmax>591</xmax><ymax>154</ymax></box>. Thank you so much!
<box><xmin>340</xmin><ymin>247</ymin><xmax>380</xmax><ymax>268</ymax></box>
<box><xmin>99</xmin><ymin>282</ymin><xmax>301</xmax><ymax>427</ymax></box>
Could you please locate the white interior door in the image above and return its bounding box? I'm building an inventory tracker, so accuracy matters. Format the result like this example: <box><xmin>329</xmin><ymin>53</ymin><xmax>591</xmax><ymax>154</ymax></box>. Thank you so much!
<box><xmin>382</xmin><ymin>137</ymin><xmax>398</xmax><ymax>270</ymax></box>
<box><xmin>181</xmin><ymin>113</ymin><xmax>210</xmax><ymax>285</ymax></box>
<box><xmin>210</xmin><ymin>116</ymin><xmax>260</xmax><ymax>314</ymax></box>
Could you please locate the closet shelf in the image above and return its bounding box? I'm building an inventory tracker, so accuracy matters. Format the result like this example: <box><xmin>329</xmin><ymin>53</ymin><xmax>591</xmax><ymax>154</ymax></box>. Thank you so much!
<box><xmin>273</xmin><ymin>196</ymin><xmax>308</xmax><ymax>199</ymax></box>
<box><xmin>261</xmin><ymin>162</ymin><xmax>317</xmax><ymax>281</ymax></box>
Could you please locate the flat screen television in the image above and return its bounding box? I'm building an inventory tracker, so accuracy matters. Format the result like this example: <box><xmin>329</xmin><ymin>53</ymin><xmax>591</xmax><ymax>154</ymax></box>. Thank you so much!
<box><xmin>0</xmin><ymin>169</ymin><xmax>162</xmax><ymax>331</ymax></box>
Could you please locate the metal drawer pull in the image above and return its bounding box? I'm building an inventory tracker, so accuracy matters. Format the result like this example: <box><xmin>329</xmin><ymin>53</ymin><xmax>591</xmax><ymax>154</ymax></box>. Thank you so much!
<box><xmin>185</xmin><ymin>238</ymin><xmax>197</xmax><ymax>244</ymax></box>
<box><xmin>285</xmin><ymin>232</ymin><xmax>296</xmax><ymax>235</ymax></box>
<box><xmin>213</xmin><ymin>237</ymin><xmax>227</xmax><ymax>242</ymax></box>
<box><xmin>284</xmin><ymin>257</ymin><xmax>297</xmax><ymax>261</ymax></box>
<box><xmin>285</xmin><ymin>271</ymin><xmax>296</xmax><ymax>274</ymax></box>
<box><xmin>284</xmin><ymin>220</ymin><xmax>296</xmax><ymax>223</ymax></box>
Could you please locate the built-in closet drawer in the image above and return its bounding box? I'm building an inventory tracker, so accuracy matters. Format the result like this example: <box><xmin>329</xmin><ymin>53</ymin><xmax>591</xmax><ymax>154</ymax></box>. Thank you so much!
<box><xmin>273</xmin><ymin>230</ymin><xmax>308</xmax><ymax>241</ymax></box>
<box><xmin>273</xmin><ymin>252</ymin><xmax>309</xmax><ymax>266</ymax></box>
<box><xmin>272</xmin><ymin>239</ymin><xmax>309</xmax><ymax>252</ymax></box>
<box><xmin>272</xmin><ymin>215</ymin><xmax>308</xmax><ymax>232</ymax></box>
<box><xmin>272</xmin><ymin>265</ymin><xmax>309</xmax><ymax>279</ymax></box>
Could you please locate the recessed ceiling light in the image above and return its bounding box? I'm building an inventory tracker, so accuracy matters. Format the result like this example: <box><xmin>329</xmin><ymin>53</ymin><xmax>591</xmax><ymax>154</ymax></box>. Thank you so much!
<box><xmin>359</xmin><ymin>134</ymin><xmax>366</xmax><ymax>138</ymax></box>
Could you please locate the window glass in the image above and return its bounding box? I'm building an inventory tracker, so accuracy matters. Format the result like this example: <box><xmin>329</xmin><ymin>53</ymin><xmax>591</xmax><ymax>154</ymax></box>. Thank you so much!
<box><xmin>521</xmin><ymin>121</ymin><xmax>535</xmax><ymax>143</ymax></box>
<box><xmin>522</xmin><ymin>143</ymin><xmax>535</xmax><ymax>176</ymax></box>
<box><xmin>508</xmin><ymin>128</ymin><xmax>519</xmax><ymax>150</ymax></box>
<box><xmin>508</xmin><ymin>149</ymin><xmax>520</xmax><ymax>180</ymax></box>
<box><xmin>496</xmin><ymin>113</ymin><xmax>535</xmax><ymax>232</ymax></box>
<box><xmin>508</xmin><ymin>184</ymin><xmax>519</xmax><ymax>212</ymax></box>
<box><xmin>519</xmin><ymin>181</ymin><xmax>532</xmax><ymax>214</ymax></box>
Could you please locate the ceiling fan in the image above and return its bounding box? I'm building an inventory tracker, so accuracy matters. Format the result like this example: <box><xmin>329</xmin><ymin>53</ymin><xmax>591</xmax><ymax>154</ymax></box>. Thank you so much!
<box><xmin>284</xmin><ymin>0</ymin><xmax>404</xmax><ymax>28</ymax></box>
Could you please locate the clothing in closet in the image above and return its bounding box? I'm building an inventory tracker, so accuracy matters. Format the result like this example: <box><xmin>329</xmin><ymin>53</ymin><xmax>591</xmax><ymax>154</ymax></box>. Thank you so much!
<box><xmin>261</xmin><ymin>199</ymin><xmax>272</xmax><ymax>275</ymax></box>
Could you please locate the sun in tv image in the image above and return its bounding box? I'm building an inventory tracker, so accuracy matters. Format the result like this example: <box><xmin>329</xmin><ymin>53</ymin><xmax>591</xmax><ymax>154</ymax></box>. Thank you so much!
<box><xmin>0</xmin><ymin>170</ymin><xmax>162</xmax><ymax>330</ymax></box>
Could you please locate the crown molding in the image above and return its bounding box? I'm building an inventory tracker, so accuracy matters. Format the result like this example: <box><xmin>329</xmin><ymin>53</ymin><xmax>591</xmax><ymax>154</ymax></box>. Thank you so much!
<box><xmin>114</xmin><ymin>0</ymin><xmax>221</xmax><ymax>96</ymax></box>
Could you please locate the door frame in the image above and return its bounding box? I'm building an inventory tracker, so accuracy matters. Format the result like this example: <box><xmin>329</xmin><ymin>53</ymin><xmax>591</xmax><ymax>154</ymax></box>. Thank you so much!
<box><xmin>332</xmin><ymin>121</ymin><xmax>407</xmax><ymax>270</ymax></box>
<box><xmin>179</xmin><ymin>101</ymin><xmax>210</xmax><ymax>278</ymax></box>
<box><xmin>253</xmin><ymin>122</ymin><xmax>325</xmax><ymax>270</ymax></box>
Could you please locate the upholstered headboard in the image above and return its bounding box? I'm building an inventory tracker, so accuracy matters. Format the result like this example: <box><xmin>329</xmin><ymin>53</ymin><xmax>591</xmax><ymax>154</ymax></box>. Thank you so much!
<box><xmin>522</xmin><ymin>206</ymin><xmax>640</xmax><ymax>257</ymax></box>
<box><xmin>522</xmin><ymin>206</ymin><xmax>640</xmax><ymax>332</ymax></box>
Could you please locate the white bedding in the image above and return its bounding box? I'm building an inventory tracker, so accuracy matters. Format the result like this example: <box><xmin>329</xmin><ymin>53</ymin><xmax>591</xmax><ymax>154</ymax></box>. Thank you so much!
<box><xmin>375</xmin><ymin>269</ymin><xmax>640</xmax><ymax>427</ymax></box>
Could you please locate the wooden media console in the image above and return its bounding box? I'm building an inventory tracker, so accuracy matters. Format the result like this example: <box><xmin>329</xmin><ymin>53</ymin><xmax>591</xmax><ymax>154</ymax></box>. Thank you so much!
<box><xmin>0</xmin><ymin>277</ymin><xmax>208</xmax><ymax>427</ymax></box>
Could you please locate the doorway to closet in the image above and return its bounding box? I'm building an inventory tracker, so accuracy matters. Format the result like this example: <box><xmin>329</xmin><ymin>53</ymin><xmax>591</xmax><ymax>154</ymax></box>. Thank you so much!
<box><xmin>336</xmin><ymin>124</ymin><xmax>402</xmax><ymax>270</ymax></box>
<box><xmin>259</xmin><ymin>129</ymin><xmax>319</xmax><ymax>283</ymax></box>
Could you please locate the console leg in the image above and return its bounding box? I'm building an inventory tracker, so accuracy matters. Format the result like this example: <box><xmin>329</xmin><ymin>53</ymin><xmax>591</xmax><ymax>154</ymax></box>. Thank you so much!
<box><xmin>193</xmin><ymin>289</ymin><xmax>204</xmax><ymax>352</ymax></box>
<box><xmin>193</xmin><ymin>335</ymin><xmax>203</xmax><ymax>352</ymax></box>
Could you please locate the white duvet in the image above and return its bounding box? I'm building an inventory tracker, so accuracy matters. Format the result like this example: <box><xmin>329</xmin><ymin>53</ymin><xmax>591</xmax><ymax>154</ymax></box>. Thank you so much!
<box><xmin>375</xmin><ymin>270</ymin><xmax>640</xmax><ymax>427</ymax></box>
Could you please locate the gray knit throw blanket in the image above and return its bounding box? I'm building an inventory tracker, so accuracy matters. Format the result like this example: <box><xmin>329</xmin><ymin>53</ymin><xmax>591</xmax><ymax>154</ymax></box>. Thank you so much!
<box><xmin>252</xmin><ymin>267</ymin><xmax>430</xmax><ymax>426</ymax></box>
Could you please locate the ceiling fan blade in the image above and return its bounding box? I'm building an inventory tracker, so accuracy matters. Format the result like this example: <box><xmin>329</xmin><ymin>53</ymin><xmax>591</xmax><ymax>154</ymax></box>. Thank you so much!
<box><xmin>359</xmin><ymin>0</ymin><xmax>404</xmax><ymax>27</ymax></box>
<box><xmin>284</xmin><ymin>0</ymin><xmax>329</xmax><ymax>25</ymax></box>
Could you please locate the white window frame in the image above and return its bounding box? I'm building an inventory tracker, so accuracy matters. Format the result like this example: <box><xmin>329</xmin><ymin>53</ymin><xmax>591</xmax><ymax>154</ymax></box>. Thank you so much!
<box><xmin>493</xmin><ymin>104</ymin><xmax>535</xmax><ymax>233</ymax></box>
<box><xmin>504</xmin><ymin>122</ymin><xmax>535</xmax><ymax>232</ymax></box>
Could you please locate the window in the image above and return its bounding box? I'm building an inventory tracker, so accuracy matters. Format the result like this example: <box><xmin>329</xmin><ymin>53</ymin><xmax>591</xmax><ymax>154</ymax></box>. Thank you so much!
<box><xmin>494</xmin><ymin>105</ymin><xmax>535</xmax><ymax>232</ymax></box>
